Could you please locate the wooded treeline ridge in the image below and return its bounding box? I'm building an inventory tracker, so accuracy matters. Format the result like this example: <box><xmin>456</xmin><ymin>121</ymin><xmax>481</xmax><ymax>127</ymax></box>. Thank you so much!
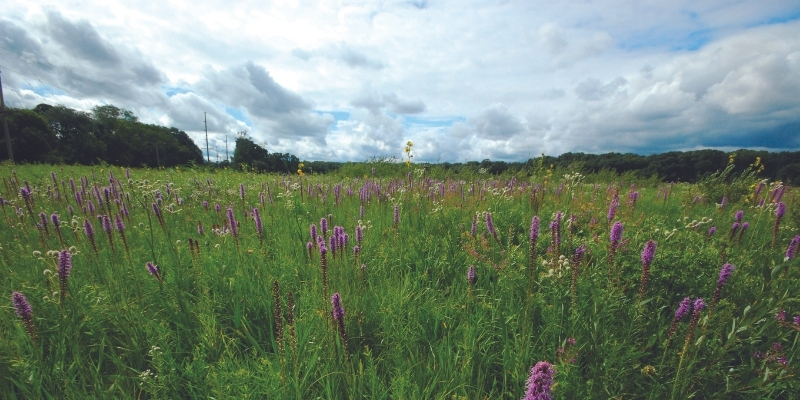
<box><xmin>2</xmin><ymin>104</ymin><xmax>799</xmax><ymax>183</ymax></box>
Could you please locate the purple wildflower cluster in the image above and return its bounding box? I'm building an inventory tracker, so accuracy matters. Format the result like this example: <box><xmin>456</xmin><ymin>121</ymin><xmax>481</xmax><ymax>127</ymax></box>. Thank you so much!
<box><xmin>754</xmin><ymin>342</ymin><xmax>789</xmax><ymax>367</ymax></box>
<box><xmin>521</xmin><ymin>361</ymin><xmax>554</xmax><ymax>400</ymax></box>
<box><xmin>11</xmin><ymin>291</ymin><xmax>36</xmax><ymax>339</ymax></box>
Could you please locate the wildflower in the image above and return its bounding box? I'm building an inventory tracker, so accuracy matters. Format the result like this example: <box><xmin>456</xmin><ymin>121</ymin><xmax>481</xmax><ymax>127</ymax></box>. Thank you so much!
<box><xmin>776</xmin><ymin>310</ymin><xmax>786</xmax><ymax>321</ymax></box>
<box><xmin>471</xmin><ymin>213</ymin><xmax>478</xmax><ymax>237</ymax></box>
<box><xmin>638</xmin><ymin>240</ymin><xmax>657</xmax><ymax>299</ymax></box>
<box><xmin>146</xmin><ymin>262</ymin><xmax>163</xmax><ymax>283</ymax></box>
<box><xmin>84</xmin><ymin>218</ymin><xmax>98</xmax><ymax>254</ymax></box>
<box><xmin>773</xmin><ymin>202</ymin><xmax>785</xmax><ymax>246</ymax></box>
<box><xmin>550</xmin><ymin>212</ymin><xmax>562</xmax><ymax>256</ymax></box>
<box><xmin>785</xmin><ymin>235</ymin><xmax>800</xmax><ymax>261</ymax></box>
<box><xmin>320</xmin><ymin>217</ymin><xmax>328</xmax><ymax>237</ymax></box>
<box><xmin>227</xmin><ymin>208</ymin><xmax>238</xmax><ymax>240</ymax></box>
<box><xmin>521</xmin><ymin>361</ymin><xmax>554</xmax><ymax>400</ymax></box>
<box><xmin>467</xmin><ymin>265</ymin><xmax>477</xmax><ymax>286</ymax></box>
<box><xmin>607</xmin><ymin>191</ymin><xmax>620</xmax><ymax>223</ymax></box>
<box><xmin>254</xmin><ymin>208</ymin><xmax>263</xmax><ymax>242</ymax></box>
<box><xmin>57</xmin><ymin>249</ymin><xmax>72</xmax><ymax>300</ymax></box>
<box><xmin>486</xmin><ymin>212</ymin><xmax>498</xmax><ymax>242</ymax></box>
<box><xmin>273</xmin><ymin>281</ymin><xmax>284</xmax><ymax>362</ymax></box>
<box><xmin>331</xmin><ymin>293</ymin><xmax>347</xmax><ymax>347</ymax></box>
<box><xmin>711</xmin><ymin>263</ymin><xmax>735</xmax><ymax>310</ymax></box>
<box><xmin>709</xmin><ymin>226</ymin><xmax>716</xmax><ymax>237</ymax></box>
<box><xmin>393</xmin><ymin>204</ymin><xmax>399</xmax><ymax>230</ymax></box>
<box><xmin>197</xmin><ymin>221</ymin><xmax>204</xmax><ymax>236</ymax></box>
<box><xmin>668</xmin><ymin>297</ymin><xmax>693</xmax><ymax>338</ymax></box>
<box><xmin>571</xmin><ymin>243</ymin><xmax>586</xmax><ymax>303</ymax></box>
<box><xmin>734</xmin><ymin>210</ymin><xmax>743</xmax><ymax>223</ymax></box>
<box><xmin>608</xmin><ymin>222</ymin><xmax>623</xmax><ymax>273</ymax></box>
<box><xmin>11</xmin><ymin>291</ymin><xmax>36</xmax><ymax>339</ymax></box>
<box><xmin>737</xmin><ymin>222</ymin><xmax>749</xmax><ymax>242</ymax></box>
<box><xmin>683</xmin><ymin>298</ymin><xmax>705</xmax><ymax>350</ymax></box>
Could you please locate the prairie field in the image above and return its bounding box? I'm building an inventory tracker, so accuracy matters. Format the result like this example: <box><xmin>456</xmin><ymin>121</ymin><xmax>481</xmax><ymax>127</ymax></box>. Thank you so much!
<box><xmin>1</xmin><ymin>162</ymin><xmax>798</xmax><ymax>399</ymax></box>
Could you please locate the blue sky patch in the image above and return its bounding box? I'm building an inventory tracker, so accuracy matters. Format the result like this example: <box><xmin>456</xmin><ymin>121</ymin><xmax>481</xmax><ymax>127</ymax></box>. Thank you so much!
<box><xmin>164</xmin><ymin>87</ymin><xmax>191</xmax><ymax>97</ymax></box>
<box><xmin>226</xmin><ymin>107</ymin><xmax>252</xmax><ymax>126</ymax></box>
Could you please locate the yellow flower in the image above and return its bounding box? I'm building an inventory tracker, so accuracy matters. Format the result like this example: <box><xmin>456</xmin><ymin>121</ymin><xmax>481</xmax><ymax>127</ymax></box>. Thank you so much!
<box><xmin>407</xmin><ymin>141</ymin><xmax>414</xmax><ymax>147</ymax></box>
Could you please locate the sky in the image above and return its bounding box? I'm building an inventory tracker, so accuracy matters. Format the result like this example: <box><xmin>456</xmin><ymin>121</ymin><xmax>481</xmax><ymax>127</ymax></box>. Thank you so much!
<box><xmin>2</xmin><ymin>0</ymin><xmax>800</xmax><ymax>163</ymax></box>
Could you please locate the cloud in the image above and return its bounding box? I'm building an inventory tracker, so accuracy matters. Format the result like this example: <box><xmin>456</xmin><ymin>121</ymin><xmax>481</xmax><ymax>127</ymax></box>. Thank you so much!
<box><xmin>45</xmin><ymin>11</ymin><xmax>121</xmax><ymax>66</ymax></box>
<box><xmin>575</xmin><ymin>77</ymin><xmax>627</xmax><ymax>101</ymax></box>
<box><xmin>194</xmin><ymin>62</ymin><xmax>333</xmax><ymax>141</ymax></box>
<box><xmin>350</xmin><ymin>90</ymin><xmax>426</xmax><ymax>115</ymax></box>
<box><xmin>292</xmin><ymin>43</ymin><xmax>384</xmax><ymax>70</ymax></box>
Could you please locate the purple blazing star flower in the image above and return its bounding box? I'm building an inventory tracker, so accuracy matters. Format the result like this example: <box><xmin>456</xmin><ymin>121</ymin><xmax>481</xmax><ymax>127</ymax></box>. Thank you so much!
<box><xmin>471</xmin><ymin>213</ymin><xmax>478</xmax><ymax>237</ymax></box>
<box><xmin>146</xmin><ymin>262</ymin><xmax>163</xmax><ymax>282</ymax></box>
<box><xmin>467</xmin><ymin>265</ymin><xmax>477</xmax><ymax>286</ymax></box>
<box><xmin>51</xmin><ymin>213</ymin><xmax>60</xmax><ymax>227</ymax></box>
<box><xmin>734</xmin><ymin>210</ymin><xmax>743</xmax><ymax>223</ymax></box>
<box><xmin>320</xmin><ymin>218</ymin><xmax>328</xmax><ymax>236</ymax></box>
<box><xmin>310</xmin><ymin>224</ymin><xmax>318</xmax><ymax>242</ymax></box>
<box><xmin>114</xmin><ymin>214</ymin><xmax>125</xmax><ymax>233</ymax></box>
<box><xmin>776</xmin><ymin>202</ymin><xmax>786</xmax><ymax>219</ymax></box>
<box><xmin>718</xmin><ymin>263</ymin><xmax>735</xmax><ymax>286</ymax></box>
<box><xmin>709</xmin><ymin>226</ymin><xmax>717</xmax><ymax>237</ymax></box>
<box><xmin>83</xmin><ymin>219</ymin><xmax>94</xmax><ymax>238</ymax></box>
<box><xmin>530</xmin><ymin>216</ymin><xmax>540</xmax><ymax>243</ymax></box>
<box><xmin>641</xmin><ymin>240</ymin><xmax>657</xmax><ymax>267</ymax></box>
<box><xmin>786</xmin><ymin>235</ymin><xmax>800</xmax><ymax>261</ymax></box>
<box><xmin>522</xmin><ymin>361</ymin><xmax>554</xmax><ymax>400</ymax></box>
<box><xmin>486</xmin><ymin>212</ymin><xmax>497</xmax><ymax>238</ymax></box>
<box><xmin>11</xmin><ymin>291</ymin><xmax>35</xmax><ymax>338</ymax></box>
<box><xmin>675</xmin><ymin>297</ymin><xmax>692</xmax><ymax>321</ymax></box>
<box><xmin>331</xmin><ymin>293</ymin><xmax>345</xmax><ymax>321</ymax></box>
<box><xmin>227</xmin><ymin>208</ymin><xmax>238</xmax><ymax>239</ymax></box>
<box><xmin>610</xmin><ymin>222</ymin><xmax>623</xmax><ymax>247</ymax></box>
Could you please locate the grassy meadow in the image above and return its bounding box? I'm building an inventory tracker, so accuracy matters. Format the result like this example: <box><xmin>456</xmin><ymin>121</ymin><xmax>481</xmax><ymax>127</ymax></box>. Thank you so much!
<box><xmin>1</xmin><ymin>162</ymin><xmax>799</xmax><ymax>399</ymax></box>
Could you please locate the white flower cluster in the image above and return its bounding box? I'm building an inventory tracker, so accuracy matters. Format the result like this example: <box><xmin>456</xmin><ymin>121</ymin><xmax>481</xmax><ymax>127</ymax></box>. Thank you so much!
<box><xmin>542</xmin><ymin>255</ymin><xmax>571</xmax><ymax>278</ymax></box>
<box><xmin>684</xmin><ymin>216</ymin><xmax>713</xmax><ymax>229</ymax></box>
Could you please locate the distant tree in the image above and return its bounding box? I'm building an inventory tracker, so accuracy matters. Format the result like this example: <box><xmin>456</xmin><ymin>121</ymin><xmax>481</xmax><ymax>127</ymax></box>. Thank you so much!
<box><xmin>0</xmin><ymin>108</ymin><xmax>60</xmax><ymax>163</ymax></box>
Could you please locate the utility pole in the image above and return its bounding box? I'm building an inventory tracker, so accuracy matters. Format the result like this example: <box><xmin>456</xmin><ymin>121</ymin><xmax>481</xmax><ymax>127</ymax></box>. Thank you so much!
<box><xmin>225</xmin><ymin>135</ymin><xmax>229</xmax><ymax>163</ymax></box>
<box><xmin>204</xmin><ymin>112</ymin><xmax>210</xmax><ymax>164</ymax></box>
<box><xmin>0</xmin><ymin>70</ymin><xmax>13</xmax><ymax>163</ymax></box>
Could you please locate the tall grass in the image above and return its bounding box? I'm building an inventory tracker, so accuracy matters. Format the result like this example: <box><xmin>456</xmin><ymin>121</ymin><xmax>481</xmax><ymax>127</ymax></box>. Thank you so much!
<box><xmin>1</xmin><ymin>163</ymin><xmax>798</xmax><ymax>398</ymax></box>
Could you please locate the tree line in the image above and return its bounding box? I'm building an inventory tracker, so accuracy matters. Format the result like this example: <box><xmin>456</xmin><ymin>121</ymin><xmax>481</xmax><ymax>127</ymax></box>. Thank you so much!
<box><xmin>3</xmin><ymin>103</ymin><xmax>799</xmax><ymax>182</ymax></box>
<box><xmin>1</xmin><ymin>104</ymin><xmax>204</xmax><ymax>168</ymax></box>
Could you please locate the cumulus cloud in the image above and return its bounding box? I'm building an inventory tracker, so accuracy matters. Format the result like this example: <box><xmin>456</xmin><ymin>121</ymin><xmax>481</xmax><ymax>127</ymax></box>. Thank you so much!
<box><xmin>193</xmin><ymin>62</ymin><xmax>333</xmax><ymax>141</ymax></box>
<box><xmin>350</xmin><ymin>90</ymin><xmax>426</xmax><ymax>115</ymax></box>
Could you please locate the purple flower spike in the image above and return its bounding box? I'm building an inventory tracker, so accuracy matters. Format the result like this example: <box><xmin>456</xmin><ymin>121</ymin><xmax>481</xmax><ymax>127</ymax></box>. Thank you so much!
<box><xmin>51</xmin><ymin>213</ymin><xmax>60</xmax><ymax>227</ymax></box>
<box><xmin>11</xmin><ymin>291</ymin><xmax>36</xmax><ymax>338</ymax></box>
<box><xmin>331</xmin><ymin>293</ymin><xmax>345</xmax><ymax>321</ymax></box>
<box><xmin>734</xmin><ymin>210</ymin><xmax>743</xmax><ymax>223</ymax></box>
<box><xmin>668</xmin><ymin>297</ymin><xmax>693</xmax><ymax>338</ymax></box>
<box><xmin>467</xmin><ymin>265</ymin><xmax>477</xmax><ymax>286</ymax></box>
<box><xmin>610</xmin><ymin>222</ymin><xmax>623</xmax><ymax>246</ymax></box>
<box><xmin>675</xmin><ymin>297</ymin><xmax>692</xmax><ymax>320</ymax></box>
<box><xmin>718</xmin><ymin>263</ymin><xmax>735</xmax><ymax>286</ymax></box>
<box><xmin>776</xmin><ymin>202</ymin><xmax>786</xmax><ymax>218</ymax></box>
<box><xmin>530</xmin><ymin>216</ymin><xmax>540</xmax><ymax>243</ymax></box>
<box><xmin>486</xmin><ymin>212</ymin><xmax>498</xmax><ymax>240</ymax></box>
<box><xmin>146</xmin><ymin>261</ymin><xmax>163</xmax><ymax>282</ymax></box>
<box><xmin>693</xmin><ymin>298</ymin><xmax>706</xmax><ymax>313</ymax></box>
<box><xmin>786</xmin><ymin>235</ymin><xmax>800</xmax><ymax>261</ymax></box>
<box><xmin>227</xmin><ymin>208</ymin><xmax>238</xmax><ymax>239</ymax></box>
<box><xmin>115</xmin><ymin>214</ymin><xmax>125</xmax><ymax>233</ymax></box>
<box><xmin>709</xmin><ymin>227</ymin><xmax>716</xmax><ymax>237</ymax></box>
<box><xmin>320</xmin><ymin>218</ymin><xmax>328</xmax><ymax>236</ymax></box>
<box><xmin>641</xmin><ymin>240</ymin><xmax>657</xmax><ymax>266</ymax></box>
<box><xmin>522</xmin><ymin>361</ymin><xmax>554</xmax><ymax>400</ymax></box>
<box><xmin>83</xmin><ymin>218</ymin><xmax>94</xmax><ymax>238</ymax></box>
